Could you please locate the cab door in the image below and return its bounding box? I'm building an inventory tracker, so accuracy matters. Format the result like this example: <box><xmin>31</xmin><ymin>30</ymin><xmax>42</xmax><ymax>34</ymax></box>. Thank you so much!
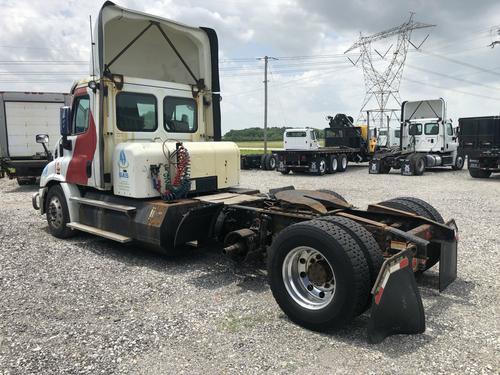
<box><xmin>445</xmin><ymin>123</ymin><xmax>459</xmax><ymax>153</ymax></box>
<box><xmin>64</xmin><ymin>87</ymin><xmax>97</xmax><ymax>187</ymax></box>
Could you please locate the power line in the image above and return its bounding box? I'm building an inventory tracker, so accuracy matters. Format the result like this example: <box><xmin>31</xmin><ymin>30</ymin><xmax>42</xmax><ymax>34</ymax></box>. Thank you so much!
<box><xmin>402</xmin><ymin>77</ymin><xmax>500</xmax><ymax>102</ymax></box>
<box><xmin>418</xmin><ymin>49</ymin><xmax>500</xmax><ymax>77</ymax></box>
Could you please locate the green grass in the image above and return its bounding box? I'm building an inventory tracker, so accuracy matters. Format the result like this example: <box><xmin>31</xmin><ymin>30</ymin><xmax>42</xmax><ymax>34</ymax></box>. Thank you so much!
<box><xmin>236</xmin><ymin>139</ymin><xmax>325</xmax><ymax>150</ymax></box>
<box><xmin>235</xmin><ymin>140</ymin><xmax>283</xmax><ymax>149</ymax></box>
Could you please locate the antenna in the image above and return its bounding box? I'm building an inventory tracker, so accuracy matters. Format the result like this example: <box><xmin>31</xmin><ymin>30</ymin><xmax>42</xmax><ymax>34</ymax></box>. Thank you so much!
<box><xmin>89</xmin><ymin>15</ymin><xmax>95</xmax><ymax>77</ymax></box>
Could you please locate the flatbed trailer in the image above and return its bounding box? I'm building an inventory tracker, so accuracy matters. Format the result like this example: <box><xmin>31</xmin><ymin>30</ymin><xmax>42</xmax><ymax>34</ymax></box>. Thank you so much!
<box><xmin>275</xmin><ymin>146</ymin><xmax>360</xmax><ymax>175</ymax></box>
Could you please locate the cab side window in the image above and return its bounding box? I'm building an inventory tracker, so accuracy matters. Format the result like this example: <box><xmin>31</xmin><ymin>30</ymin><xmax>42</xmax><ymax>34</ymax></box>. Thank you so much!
<box><xmin>73</xmin><ymin>95</ymin><xmax>90</xmax><ymax>134</ymax></box>
<box><xmin>447</xmin><ymin>124</ymin><xmax>454</xmax><ymax>136</ymax></box>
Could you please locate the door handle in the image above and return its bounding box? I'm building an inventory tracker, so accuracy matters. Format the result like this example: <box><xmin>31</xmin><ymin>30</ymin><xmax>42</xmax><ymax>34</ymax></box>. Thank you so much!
<box><xmin>86</xmin><ymin>161</ymin><xmax>92</xmax><ymax>178</ymax></box>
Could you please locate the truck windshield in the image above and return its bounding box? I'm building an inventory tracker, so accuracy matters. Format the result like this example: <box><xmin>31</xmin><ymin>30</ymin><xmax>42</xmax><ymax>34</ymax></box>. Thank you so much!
<box><xmin>425</xmin><ymin>123</ymin><xmax>439</xmax><ymax>135</ymax></box>
<box><xmin>164</xmin><ymin>97</ymin><xmax>197</xmax><ymax>133</ymax></box>
<box><xmin>286</xmin><ymin>131</ymin><xmax>306</xmax><ymax>137</ymax></box>
<box><xmin>409</xmin><ymin>123</ymin><xmax>422</xmax><ymax>135</ymax></box>
<box><xmin>116</xmin><ymin>92</ymin><xmax>157</xmax><ymax>132</ymax></box>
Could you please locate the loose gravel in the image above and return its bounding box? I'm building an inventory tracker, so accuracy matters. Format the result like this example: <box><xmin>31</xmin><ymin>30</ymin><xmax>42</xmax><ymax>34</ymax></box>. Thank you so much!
<box><xmin>0</xmin><ymin>165</ymin><xmax>499</xmax><ymax>374</ymax></box>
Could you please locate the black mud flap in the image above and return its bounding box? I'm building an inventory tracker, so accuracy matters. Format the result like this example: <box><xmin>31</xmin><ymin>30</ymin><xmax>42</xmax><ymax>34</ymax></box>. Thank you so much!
<box><xmin>174</xmin><ymin>203</ymin><xmax>223</xmax><ymax>247</ymax></box>
<box><xmin>439</xmin><ymin>220</ymin><xmax>458</xmax><ymax>292</ymax></box>
<box><xmin>367</xmin><ymin>250</ymin><xmax>425</xmax><ymax>344</ymax></box>
<box><xmin>368</xmin><ymin>159</ymin><xmax>380</xmax><ymax>174</ymax></box>
<box><xmin>401</xmin><ymin>158</ymin><xmax>413</xmax><ymax>176</ymax></box>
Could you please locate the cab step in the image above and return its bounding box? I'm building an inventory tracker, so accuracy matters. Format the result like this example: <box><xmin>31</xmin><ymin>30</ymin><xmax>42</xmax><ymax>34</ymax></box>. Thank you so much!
<box><xmin>67</xmin><ymin>222</ymin><xmax>133</xmax><ymax>243</ymax></box>
<box><xmin>69</xmin><ymin>196</ymin><xmax>136</xmax><ymax>214</ymax></box>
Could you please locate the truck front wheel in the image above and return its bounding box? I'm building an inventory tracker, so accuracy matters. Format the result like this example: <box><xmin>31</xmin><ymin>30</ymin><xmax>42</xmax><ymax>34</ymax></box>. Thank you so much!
<box><xmin>46</xmin><ymin>185</ymin><xmax>74</xmax><ymax>238</ymax></box>
<box><xmin>268</xmin><ymin>220</ymin><xmax>370</xmax><ymax>331</ymax></box>
<box><xmin>452</xmin><ymin>155</ymin><xmax>465</xmax><ymax>170</ymax></box>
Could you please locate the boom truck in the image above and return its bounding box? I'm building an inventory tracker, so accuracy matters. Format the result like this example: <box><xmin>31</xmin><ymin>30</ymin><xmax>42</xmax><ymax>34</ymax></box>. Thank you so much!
<box><xmin>32</xmin><ymin>2</ymin><xmax>459</xmax><ymax>343</ymax></box>
<box><xmin>274</xmin><ymin>114</ymin><xmax>377</xmax><ymax>175</ymax></box>
<box><xmin>369</xmin><ymin>99</ymin><xmax>464</xmax><ymax>175</ymax></box>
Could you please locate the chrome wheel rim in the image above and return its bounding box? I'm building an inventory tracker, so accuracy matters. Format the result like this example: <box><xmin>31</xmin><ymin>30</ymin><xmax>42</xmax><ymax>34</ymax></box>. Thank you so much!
<box><xmin>269</xmin><ymin>157</ymin><xmax>276</xmax><ymax>169</ymax></box>
<box><xmin>319</xmin><ymin>160</ymin><xmax>326</xmax><ymax>174</ymax></box>
<box><xmin>331</xmin><ymin>158</ymin><xmax>338</xmax><ymax>171</ymax></box>
<box><xmin>282</xmin><ymin>246</ymin><xmax>336</xmax><ymax>310</ymax></box>
<box><xmin>342</xmin><ymin>157</ymin><xmax>347</xmax><ymax>169</ymax></box>
<box><xmin>48</xmin><ymin>196</ymin><xmax>64</xmax><ymax>229</ymax></box>
<box><xmin>456</xmin><ymin>156</ymin><xmax>464</xmax><ymax>168</ymax></box>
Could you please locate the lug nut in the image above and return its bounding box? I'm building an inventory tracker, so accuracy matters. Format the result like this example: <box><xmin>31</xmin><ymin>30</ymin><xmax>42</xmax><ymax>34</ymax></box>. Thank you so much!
<box><xmin>299</xmin><ymin>258</ymin><xmax>306</xmax><ymax>264</ymax></box>
<box><xmin>307</xmin><ymin>284</ymin><xmax>313</xmax><ymax>291</ymax></box>
<box><xmin>319</xmin><ymin>292</ymin><xmax>325</xmax><ymax>298</ymax></box>
<box><xmin>300</xmin><ymin>272</ymin><xmax>306</xmax><ymax>278</ymax></box>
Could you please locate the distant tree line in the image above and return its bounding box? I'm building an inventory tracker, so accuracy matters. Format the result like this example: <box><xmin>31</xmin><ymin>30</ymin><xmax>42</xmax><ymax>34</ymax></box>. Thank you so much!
<box><xmin>223</xmin><ymin>126</ymin><xmax>325</xmax><ymax>141</ymax></box>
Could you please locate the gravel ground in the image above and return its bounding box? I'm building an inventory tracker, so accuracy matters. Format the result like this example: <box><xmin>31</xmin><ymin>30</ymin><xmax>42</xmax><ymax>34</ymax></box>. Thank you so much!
<box><xmin>0</xmin><ymin>165</ymin><xmax>499</xmax><ymax>374</ymax></box>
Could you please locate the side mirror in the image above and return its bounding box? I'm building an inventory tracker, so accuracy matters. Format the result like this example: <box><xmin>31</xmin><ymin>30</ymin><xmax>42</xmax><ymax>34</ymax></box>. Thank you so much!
<box><xmin>36</xmin><ymin>134</ymin><xmax>49</xmax><ymax>144</ymax></box>
<box><xmin>60</xmin><ymin>106</ymin><xmax>72</xmax><ymax>136</ymax></box>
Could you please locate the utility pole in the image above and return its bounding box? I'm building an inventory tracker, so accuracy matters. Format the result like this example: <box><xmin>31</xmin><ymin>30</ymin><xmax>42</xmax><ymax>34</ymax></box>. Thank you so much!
<box><xmin>259</xmin><ymin>56</ymin><xmax>277</xmax><ymax>154</ymax></box>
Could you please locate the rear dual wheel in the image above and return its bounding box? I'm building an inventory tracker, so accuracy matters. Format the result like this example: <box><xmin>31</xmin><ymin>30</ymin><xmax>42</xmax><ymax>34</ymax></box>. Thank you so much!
<box><xmin>379</xmin><ymin>196</ymin><xmax>443</xmax><ymax>270</ymax></box>
<box><xmin>261</xmin><ymin>154</ymin><xmax>277</xmax><ymax>170</ymax></box>
<box><xmin>268</xmin><ymin>219</ymin><xmax>376</xmax><ymax>331</ymax></box>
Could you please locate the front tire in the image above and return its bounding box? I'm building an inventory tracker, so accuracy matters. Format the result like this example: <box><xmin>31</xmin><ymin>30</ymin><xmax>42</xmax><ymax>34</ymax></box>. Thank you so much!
<box><xmin>45</xmin><ymin>185</ymin><xmax>74</xmax><ymax>238</ymax></box>
<box><xmin>469</xmin><ymin>168</ymin><xmax>491</xmax><ymax>178</ymax></box>
<box><xmin>268</xmin><ymin>220</ymin><xmax>370</xmax><ymax>331</ymax></box>
<box><xmin>452</xmin><ymin>155</ymin><xmax>465</xmax><ymax>170</ymax></box>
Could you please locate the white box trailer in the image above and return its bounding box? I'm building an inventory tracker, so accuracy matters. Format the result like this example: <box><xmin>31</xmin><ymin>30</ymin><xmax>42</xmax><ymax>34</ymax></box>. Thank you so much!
<box><xmin>0</xmin><ymin>92</ymin><xmax>70</xmax><ymax>184</ymax></box>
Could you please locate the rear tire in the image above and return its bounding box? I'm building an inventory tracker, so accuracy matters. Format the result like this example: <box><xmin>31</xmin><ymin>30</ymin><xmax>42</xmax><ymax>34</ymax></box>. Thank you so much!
<box><xmin>261</xmin><ymin>154</ymin><xmax>269</xmax><ymax>170</ymax></box>
<box><xmin>379</xmin><ymin>197</ymin><xmax>443</xmax><ymax>270</ymax></box>
<box><xmin>329</xmin><ymin>156</ymin><xmax>338</xmax><ymax>174</ymax></box>
<box><xmin>469</xmin><ymin>168</ymin><xmax>491</xmax><ymax>178</ymax></box>
<box><xmin>45</xmin><ymin>185</ymin><xmax>74</xmax><ymax>239</ymax></box>
<box><xmin>337</xmin><ymin>154</ymin><xmax>348</xmax><ymax>172</ymax></box>
<box><xmin>316</xmin><ymin>157</ymin><xmax>327</xmax><ymax>176</ymax></box>
<box><xmin>266</xmin><ymin>154</ymin><xmax>277</xmax><ymax>170</ymax></box>
<box><xmin>280</xmin><ymin>168</ymin><xmax>290</xmax><ymax>175</ymax></box>
<box><xmin>315</xmin><ymin>216</ymin><xmax>384</xmax><ymax>311</ymax></box>
<box><xmin>412</xmin><ymin>155</ymin><xmax>425</xmax><ymax>176</ymax></box>
<box><xmin>268</xmin><ymin>220</ymin><xmax>370</xmax><ymax>331</ymax></box>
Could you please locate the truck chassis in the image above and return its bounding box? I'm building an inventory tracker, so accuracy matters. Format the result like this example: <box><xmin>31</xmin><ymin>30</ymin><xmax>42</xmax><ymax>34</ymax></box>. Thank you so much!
<box><xmin>33</xmin><ymin>185</ymin><xmax>457</xmax><ymax>343</ymax></box>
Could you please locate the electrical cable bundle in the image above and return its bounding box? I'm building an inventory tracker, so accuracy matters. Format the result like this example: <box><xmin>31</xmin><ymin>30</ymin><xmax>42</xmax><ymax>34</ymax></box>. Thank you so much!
<box><xmin>151</xmin><ymin>143</ymin><xmax>191</xmax><ymax>201</ymax></box>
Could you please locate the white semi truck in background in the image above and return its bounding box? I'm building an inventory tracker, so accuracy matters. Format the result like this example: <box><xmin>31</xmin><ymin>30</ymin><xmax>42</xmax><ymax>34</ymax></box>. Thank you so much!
<box><xmin>0</xmin><ymin>92</ymin><xmax>70</xmax><ymax>184</ymax></box>
<box><xmin>31</xmin><ymin>2</ymin><xmax>459</xmax><ymax>343</ymax></box>
<box><xmin>369</xmin><ymin>98</ymin><xmax>464</xmax><ymax>175</ymax></box>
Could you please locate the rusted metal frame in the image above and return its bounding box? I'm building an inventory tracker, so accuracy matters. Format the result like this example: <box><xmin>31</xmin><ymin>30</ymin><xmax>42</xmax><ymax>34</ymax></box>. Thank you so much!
<box><xmin>229</xmin><ymin>204</ymin><xmax>316</xmax><ymax>220</ymax></box>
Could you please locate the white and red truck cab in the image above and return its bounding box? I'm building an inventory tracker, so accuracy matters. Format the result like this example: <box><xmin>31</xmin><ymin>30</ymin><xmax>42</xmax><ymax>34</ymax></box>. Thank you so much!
<box><xmin>34</xmin><ymin>1</ymin><xmax>239</xmax><ymax>245</ymax></box>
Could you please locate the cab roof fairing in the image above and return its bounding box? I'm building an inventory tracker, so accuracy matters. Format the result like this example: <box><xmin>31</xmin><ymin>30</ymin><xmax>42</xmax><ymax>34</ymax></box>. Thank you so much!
<box><xmin>91</xmin><ymin>1</ymin><xmax>217</xmax><ymax>92</ymax></box>
<box><xmin>402</xmin><ymin>98</ymin><xmax>447</xmax><ymax>123</ymax></box>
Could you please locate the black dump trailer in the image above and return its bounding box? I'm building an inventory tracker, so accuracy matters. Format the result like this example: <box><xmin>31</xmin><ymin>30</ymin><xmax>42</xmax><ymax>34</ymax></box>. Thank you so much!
<box><xmin>459</xmin><ymin>116</ymin><xmax>500</xmax><ymax>178</ymax></box>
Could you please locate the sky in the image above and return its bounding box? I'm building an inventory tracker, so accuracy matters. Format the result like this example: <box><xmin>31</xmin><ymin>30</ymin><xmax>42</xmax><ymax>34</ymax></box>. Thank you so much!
<box><xmin>1</xmin><ymin>0</ymin><xmax>500</xmax><ymax>135</ymax></box>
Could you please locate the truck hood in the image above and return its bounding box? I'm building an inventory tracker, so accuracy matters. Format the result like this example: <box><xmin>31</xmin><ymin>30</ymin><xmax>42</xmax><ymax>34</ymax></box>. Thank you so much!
<box><xmin>92</xmin><ymin>1</ymin><xmax>219</xmax><ymax>91</ymax></box>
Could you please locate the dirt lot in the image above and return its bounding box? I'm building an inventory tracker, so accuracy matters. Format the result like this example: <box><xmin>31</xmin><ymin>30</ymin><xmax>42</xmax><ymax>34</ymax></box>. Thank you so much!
<box><xmin>0</xmin><ymin>165</ymin><xmax>499</xmax><ymax>374</ymax></box>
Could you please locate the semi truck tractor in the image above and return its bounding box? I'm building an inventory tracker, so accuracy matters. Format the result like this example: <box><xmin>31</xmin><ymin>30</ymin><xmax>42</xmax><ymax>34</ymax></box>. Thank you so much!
<box><xmin>369</xmin><ymin>99</ymin><xmax>464</xmax><ymax>175</ymax></box>
<box><xmin>0</xmin><ymin>92</ymin><xmax>70</xmax><ymax>184</ymax></box>
<box><xmin>459</xmin><ymin>116</ymin><xmax>500</xmax><ymax>178</ymax></box>
<box><xmin>32</xmin><ymin>2</ymin><xmax>459</xmax><ymax>343</ymax></box>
